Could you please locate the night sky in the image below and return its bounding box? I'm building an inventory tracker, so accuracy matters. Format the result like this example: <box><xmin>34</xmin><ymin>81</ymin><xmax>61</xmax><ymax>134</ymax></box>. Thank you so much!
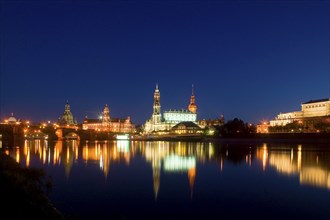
<box><xmin>1</xmin><ymin>0</ymin><xmax>329</xmax><ymax>125</ymax></box>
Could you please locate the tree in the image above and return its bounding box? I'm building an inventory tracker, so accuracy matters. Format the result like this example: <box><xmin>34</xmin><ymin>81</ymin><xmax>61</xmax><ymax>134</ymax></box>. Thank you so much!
<box><xmin>217</xmin><ymin>118</ymin><xmax>255</xmax><ymax>137</ymax></box>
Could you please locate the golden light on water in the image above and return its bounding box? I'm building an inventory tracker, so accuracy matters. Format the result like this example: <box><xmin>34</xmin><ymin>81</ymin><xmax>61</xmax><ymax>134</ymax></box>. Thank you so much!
<box><xmin>4</xmin><ymin>139</ymin><xmax>330</xmax><ymax>192</ymax></box>
<box><xmin>256</xmin><ymin>144</ymin><xmax>330</xmax><ymax>190</ymax></box>
<box><xmin>15</xmin><ymin>147</ymin><xmax>19</xmax><ymax>163</ymax></box>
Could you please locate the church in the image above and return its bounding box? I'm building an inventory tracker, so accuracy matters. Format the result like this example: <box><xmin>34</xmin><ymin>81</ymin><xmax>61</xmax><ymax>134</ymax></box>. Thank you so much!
<box><xmin>82</xmin><ymin>104</ymin><xmax>135</xmax><ymax>133</ymax></box>
<box><xmin>59</xmin><ymin>101</ymin><xmax>77</xmax><ymax>127</ymax></box>
<box><xmin>144</xmin><ymin>84</ymin><xmax>201</xmax><ymax>134</ymax></box>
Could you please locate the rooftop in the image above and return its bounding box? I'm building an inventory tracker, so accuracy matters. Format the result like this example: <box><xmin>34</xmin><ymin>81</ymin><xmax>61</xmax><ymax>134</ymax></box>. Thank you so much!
<box><xmin>302</xmin><ymin>98</ymin><xmax>330</xmax><ymax>104</ymax></box>
<box><xmin>172</xmin><ymin>121</ymin><xmax>201</xmax><ymax>129</ymax></box>
<box><xmin>164</xmin><ymin>109</ymin><xmax>196</xmax><ymax>114</ymax></box>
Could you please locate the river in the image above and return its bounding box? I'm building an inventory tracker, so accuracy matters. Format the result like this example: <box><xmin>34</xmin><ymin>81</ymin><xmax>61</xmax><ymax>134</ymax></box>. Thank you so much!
<box><xmin>4</xmin><ymin>139</ymin><xmax>330</xmax><ymax>219</ymax></box>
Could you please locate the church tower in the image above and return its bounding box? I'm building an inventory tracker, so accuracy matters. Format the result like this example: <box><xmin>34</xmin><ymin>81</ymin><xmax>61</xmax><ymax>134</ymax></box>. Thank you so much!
<box><xmin>188</xmin><ymin>84</ymin><xmax>197</xmax><ymax>113</ymax></box>
<box><xmin>102</xmin><ymin>104</ymin><xmax>111</xmax><ymax>129</ymax></box>
<box><xmin>152</xmin><ymin>84</ymin><xmax>162</xmax><ymax>124</ymax></box>
<box><xmin>60</xmin><ymin>101</ymin><xmax>75</xmax><ymax>125</ymax></box>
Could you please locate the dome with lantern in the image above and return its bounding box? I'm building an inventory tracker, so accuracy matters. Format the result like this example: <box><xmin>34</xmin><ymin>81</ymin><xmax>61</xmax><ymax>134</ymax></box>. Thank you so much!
<box><xmin>7</xmin><ymin>113</ymin><xmax>17</xmax><ymax>124</ymax></box>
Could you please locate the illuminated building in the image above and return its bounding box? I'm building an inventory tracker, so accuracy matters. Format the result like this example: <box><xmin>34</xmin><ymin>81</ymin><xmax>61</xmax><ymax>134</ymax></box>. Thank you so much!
<box><xmin>82</xmin><ymin>104</ymin><xmax>135</xmax><ymax>133</ymax></box>
<box><xmin>171</xmin><ymin>122</ymin><xmax>203</xmax><ymax>135</ymax></box>
<box><xmin>144</xmin><ymin>84</ymin><xmax>199</xmax><ymax>134</ymax></box>
<box><xmin>144</xmin><ymin>84</ymin><xmax>166</xmax><ymax>133</ymax></box>
<box><xmin>198</xmin><ymin>115</ymin><xmax>225</xmax><ymax>129</ymax></box>
<box><xmin>256</xmin><ymin>122</ymin><xmax>270</xmax><ymax>133</ymax></box>
<box><xmin>2</xmin><ymin>113</ymin><xmax>21</xmax><ymax>125</ymax></box>
<box><xmin>102</xmin><ymin>104</ymin><xmax>111</xmax><ymax>128</ymax></box>
<box><xmin>59</xmin><ymin>101</ymin><xmax>77</xmax><ymax>126</ymax></box>
<box><xmin>269</xmin><ymin>98</ymin><xmax>330</xmax><ymax>126</ymax></box>
<box><xmin>163</xmin><ymin>110</ymin><xmax>196</xmax><ymax>123</ymax></box>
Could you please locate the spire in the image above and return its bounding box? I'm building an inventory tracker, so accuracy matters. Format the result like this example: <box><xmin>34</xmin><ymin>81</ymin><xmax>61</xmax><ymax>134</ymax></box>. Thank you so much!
<box><xmin>65</xmin><ymin>101</ymin><xmax>70</xmax><ymax>112</ymax></box>
<box><xmin>188</xmin><ymin>84</ymin><xmax>197</xmax><ymax>113</ymax></box>
<box><xmin>102</xmin><ymin>104</ymin><xmax>111</xmax><ymax>126</ymax></box>
<box><xmin>153</xmin><ymin>83</ymin><xmax>161</xmax><ymax>119</ymax></box>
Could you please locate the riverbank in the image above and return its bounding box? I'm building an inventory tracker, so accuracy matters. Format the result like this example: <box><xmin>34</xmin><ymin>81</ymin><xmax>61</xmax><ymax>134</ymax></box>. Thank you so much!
<box><xmin>0</xmin><ymin>153</ymin><xmax>64</xmax><ymax>219</ymax></box>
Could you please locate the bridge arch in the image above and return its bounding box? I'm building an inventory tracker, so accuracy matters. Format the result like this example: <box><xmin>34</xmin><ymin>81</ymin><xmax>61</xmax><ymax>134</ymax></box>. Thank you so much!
<box><xmin>56</xmin><ymin>128</ymin><xmax>80</xmax><ymax>140</ymax></box>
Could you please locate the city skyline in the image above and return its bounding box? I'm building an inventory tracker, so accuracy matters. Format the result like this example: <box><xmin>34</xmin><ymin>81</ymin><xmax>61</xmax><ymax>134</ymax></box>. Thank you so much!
<box><xmin>1</xmin><ymin>0</ymin><xmax>329</xmax><ymax>124</ymax></box>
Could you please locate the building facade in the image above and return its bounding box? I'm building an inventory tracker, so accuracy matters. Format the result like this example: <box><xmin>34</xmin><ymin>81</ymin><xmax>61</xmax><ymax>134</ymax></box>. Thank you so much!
<box><xmin>171</xmin><ymin>121</ymin><xmax>203</xmax><ymax>135</ymax></box>
<box><xmin>163</xmin><ymin>110</ymin><xmax>197</xmax><ymax>124</ymax></box>
<box><xmin>82</xmin><ymin>104</ymin><xmax>135</xmax><ymax>133</ymax></box>
<box><xmin>2</xmin><ymin>113</ymin><xmax>20</xmax><ymax>125</ymax></box>
<box><xmin>269</xmin><ymin>98</ymin><xmax>330</xmax><ymax>127</ymax></box>
<box><xmin>256</xmin><ymin>122</ymin><xmax>270</xmax><ymax>133</ymax></box>
<box><xmin>197</xmin><ymin>115</ymin><xmax>225</xmax><ymax>129</ymax></box>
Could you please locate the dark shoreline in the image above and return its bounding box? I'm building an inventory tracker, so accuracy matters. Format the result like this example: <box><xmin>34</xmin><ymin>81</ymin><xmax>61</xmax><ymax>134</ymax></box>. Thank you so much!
<box><xmin>0</xmin><ymin>153</ymin><xmax>65</xmax><ymax>219</ymax></box>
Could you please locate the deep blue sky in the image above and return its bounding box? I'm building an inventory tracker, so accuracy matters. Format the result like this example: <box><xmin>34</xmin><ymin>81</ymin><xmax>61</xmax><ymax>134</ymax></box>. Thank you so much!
<box><xmin>1</xmin><ymin>0</ymin><xmax>329</xmax><ymax>125</ymax></box>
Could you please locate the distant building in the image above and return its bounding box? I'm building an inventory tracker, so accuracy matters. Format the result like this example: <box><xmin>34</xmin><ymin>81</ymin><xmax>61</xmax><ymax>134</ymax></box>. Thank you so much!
<box><xmin>144</xmin><ymin>84</ymin><xmax>165</xmax><ymax>132</ymax></box>
<box><xmin>269</xmin><ymin>98</ymin><xmax>330</xmax><ymax>126</ymax></box>
<box><xmin>82</xmin><ymin>104</ymin><xmax>135</xmax><ymax>133</ymax></box>
<box><xmin>256</xmin><ymin>122</ymin><xmax>269</xmax><ymax>133</ymax></box>
<box><xmin>144</xmin><ymin>84</ymin><xmax>198</xmax><ymax>134</ymax></box>
<box><xmin>59</xmin><ymin>101</ymin><xmax>77</xmax><ymax>127</ymax></box>
<box><xmin>163</xmin><ymin>110</ymin><xmax>196</xmax><ymax>124</ymax></box>
<box><xmin>2</xmin><ymin>113</ymin><xmax>21</xmax><ymax>125</ymax></box>
<box><xmin>171</xmin><ymin>121</ymin><xmax>203</xmax><ymax>135</ymax></box>
<box><xmin>198</xmin><ymin>115</ymin><xmax>225</xmax><ymax>129</ymax></box>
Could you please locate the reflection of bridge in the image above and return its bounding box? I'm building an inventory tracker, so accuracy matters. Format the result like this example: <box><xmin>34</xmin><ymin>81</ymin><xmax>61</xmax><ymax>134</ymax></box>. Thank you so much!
<box><xmin>55</xmin><ymin>128</ymin><xmax>122</xmax><ymax>141</ymax></box>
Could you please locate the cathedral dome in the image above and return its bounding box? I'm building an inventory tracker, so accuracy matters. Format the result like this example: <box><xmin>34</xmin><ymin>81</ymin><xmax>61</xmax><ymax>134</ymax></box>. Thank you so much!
<box><xmin>7</xmin><ymin>113</ymin><xmax>17</xmax><ymax>123</ymax></box>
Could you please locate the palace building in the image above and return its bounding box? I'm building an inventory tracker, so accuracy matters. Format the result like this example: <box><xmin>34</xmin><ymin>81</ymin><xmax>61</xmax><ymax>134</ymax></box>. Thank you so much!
<box><xmin>82</xmin><ymin>104</ymin><xmax>135</xmax><ymax>133</ymax></box>
<box><xmin>144</xmin><ymin>84</ymin><xmax>200</xmax><ymax>134</ymax></box>
<box><xmin>163</xmin><ymin>110</ymin><xmax>197</xmax><ymax>124</ymax></box>
<box><xmin>269</xmin><ymin>98</ymin><xmax>330</xmax><ymax>126</ymax></box>
<box><xmin>257</xmin><ymin>98</ymin><xmax>330</xmax><ymax>133</ymax></box>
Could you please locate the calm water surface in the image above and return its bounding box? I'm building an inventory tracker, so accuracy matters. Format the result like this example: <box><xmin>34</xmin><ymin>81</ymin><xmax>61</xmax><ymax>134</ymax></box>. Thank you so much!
<box><xmin>4</xmin><ymin>140</ymin><xmax>330</xmax><ymax>219</ymax></box>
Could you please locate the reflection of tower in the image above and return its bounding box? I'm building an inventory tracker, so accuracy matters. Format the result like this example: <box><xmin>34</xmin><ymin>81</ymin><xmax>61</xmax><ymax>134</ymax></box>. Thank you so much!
<box><xmin>152</xmin><ymin>84</ymin><xmax>162</xmax><ymax>124</ymax></box>
<box><xmin>102</xmin><ymin>104</ymin><xmax>111</xmax><ymax>129</ymax></box>
<box><xmin>188</xmin><ymin>168</ymin><xmax>196</xmax><ymax>197</ymax></box>
<box><xmin>152</xmin><ymin>159</ymin><xmax>161</xmax><ymax>200</ymax></box>
<box><xmin>188</xmin><ymin>84</ymin><xmax>197</xmax><ymax>113</ymax></box>
<box><xmin>102</xmin><ymin>142</ymin><xmax>111</xmax><ymax>178</ymax></box>
<box><xmin>62</xmin><ymin>141</ymin><xmax>75</xmax><ymax>179</ymax></box>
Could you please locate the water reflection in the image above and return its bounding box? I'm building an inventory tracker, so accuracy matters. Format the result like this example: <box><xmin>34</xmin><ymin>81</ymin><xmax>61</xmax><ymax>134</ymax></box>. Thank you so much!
<box><xmin>256</xmin><ymin>143</ymin><xmax>330</xmax><ymax>189</ymax></box>
<box><xmin>82</xmin><ymin>140</ymin><xmax>131</xmax><ymax>178</ymax></box>
<box><xmin>3</xmin><ymin>140</ymin><xmax>330</xmax><ymax>192</ymax></box>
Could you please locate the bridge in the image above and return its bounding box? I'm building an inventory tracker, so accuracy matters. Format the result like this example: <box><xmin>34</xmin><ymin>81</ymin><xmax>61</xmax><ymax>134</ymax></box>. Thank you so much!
<box><xmin>55</xmin><ymin>128</ymin><xmax>127</xmax><ymax>141</ymax></box>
